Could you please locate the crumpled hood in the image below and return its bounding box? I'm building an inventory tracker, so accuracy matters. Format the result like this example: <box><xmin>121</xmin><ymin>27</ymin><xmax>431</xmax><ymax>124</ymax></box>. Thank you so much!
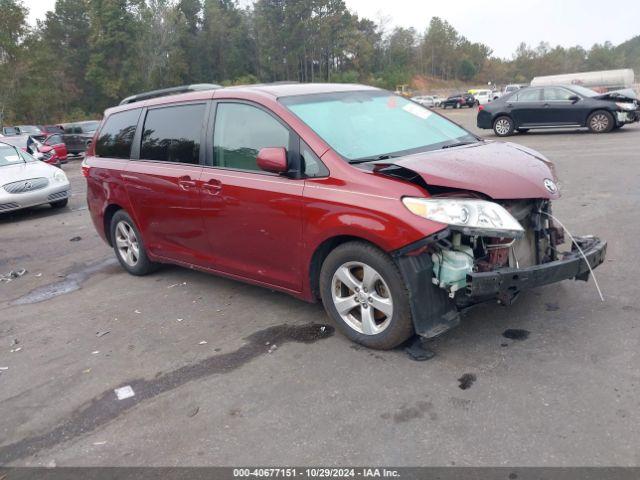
<box><xmin>594</xmin><ymin>88</ymin><xmax>638</xmax><ymax>102</ymax></box>
<box><xmin>377</xmin><ymin>141</ymin><xmax>560</xmax><ymax>200</ymax></box>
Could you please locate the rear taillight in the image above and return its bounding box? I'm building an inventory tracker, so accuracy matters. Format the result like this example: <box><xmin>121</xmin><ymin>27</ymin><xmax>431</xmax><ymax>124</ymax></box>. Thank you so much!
<box><xmin>478</xmin><ymin>105</ymin><xmax>484</xmax><ymax>111</ymax></box>
<box><xmin>81</xmin><ymin>160</ymin><xmax>90</xmax><ymax>178</ymax></box>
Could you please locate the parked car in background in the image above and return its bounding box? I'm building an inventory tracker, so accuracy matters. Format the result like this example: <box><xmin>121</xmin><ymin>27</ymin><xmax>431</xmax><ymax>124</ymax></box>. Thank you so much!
<box><xmin>15</xmin><ymin>125</ymin><xmax>44</xmax><ymax>136</ymax></box>
<box><xmin>84</xmin><ymin>83</ymin><xmax>606</xmax><ymax>350</ymax></box>
<box><xmin>411</xmin><ymin>95</ymin><xmax>441</xmax><ymax>108</ymax></box>
<box><xmin>470</xmin><ymin>89</ymin><xmax>492</xmax><ymax>105</ymax></box>
<box><xmin>1</xmin><ymin>135</ymin><xmax>66</xmax><ymax>166</ymax></box>
<box><xmin>477</xmin><ymin>85</ymin><xmax>640</xmax><ymax>136</ymax></box>
<box><xmin>37</xmin><ymin>124</ymin><xmax>65</xmax><ymax>135</ymax></box>
<box><xmin>2</xmin><ymin>127</ymin><xmax>19</xmax><ymax>136</ymax></box>
<box><xmin>40</xmin><ymin>134</ymin><xmax>68</xmax><ymax>164</ymax></box>
<box><xmin>502</xmin><ymin>84</ymin><xmax>526</xmax><ymax>96</ymax></box>
<box><xmin>0</xmin><ymin>140</ymin><xmax>70</xmax><ymax>213</ymax></box>
<box><xmin>62</xmin><ymin>120</ymin><xmax>100</xmax><ymax>155</ymax></box>
<box><xmin>441</xmin><ymin>93</ymin><xmax>475</xmax><ymax>109</ymax></box>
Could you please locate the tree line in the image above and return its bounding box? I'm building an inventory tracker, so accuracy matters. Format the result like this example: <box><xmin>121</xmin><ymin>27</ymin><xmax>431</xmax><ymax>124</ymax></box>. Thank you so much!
<box><xmin>1</xmin><ymin>0</ymin><xmax>638</xmax><ymax>124</ymax></box>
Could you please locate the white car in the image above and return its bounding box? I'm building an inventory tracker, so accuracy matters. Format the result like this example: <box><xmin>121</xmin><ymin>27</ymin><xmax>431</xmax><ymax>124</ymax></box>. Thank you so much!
<box><xmin>411</xmin><ymin>95</ymin><xmax>442</xmax><ymax>108</ymax></box>
<box><xmin>0</xmin><ymin>141</ymin><xmax>71</xmax><ymax>213</ymax></box>
<box><xmin>472</xmin><ymin>89</ymin><xmax>493</xmax><ymax>105</ymax></box>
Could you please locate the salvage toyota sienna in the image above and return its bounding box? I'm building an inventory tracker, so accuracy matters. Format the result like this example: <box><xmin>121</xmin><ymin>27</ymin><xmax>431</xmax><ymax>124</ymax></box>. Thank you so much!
<box><xmin>84</xmin><ymin>83</ymin><xmax>607</xmax><ymax>350</ymax></box>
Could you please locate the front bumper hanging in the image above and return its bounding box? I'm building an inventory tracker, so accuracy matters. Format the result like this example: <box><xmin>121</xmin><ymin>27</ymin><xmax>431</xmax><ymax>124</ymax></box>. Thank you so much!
<box><xmin>465</xmin><ymin>236</ymin><xmax>607</xmax><ymax>304</ymax></box>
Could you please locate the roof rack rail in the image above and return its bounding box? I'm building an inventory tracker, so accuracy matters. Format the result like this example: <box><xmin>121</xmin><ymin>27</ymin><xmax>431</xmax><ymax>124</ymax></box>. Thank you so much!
<box><xmin>119</xmin><ymin>83</ymin><xmax>223</xmax><ymax>105</ymax></box>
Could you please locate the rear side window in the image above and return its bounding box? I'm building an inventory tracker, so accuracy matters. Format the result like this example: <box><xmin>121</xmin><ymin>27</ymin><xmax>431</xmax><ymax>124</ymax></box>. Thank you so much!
<box><xmin>543</xmin><ymin>88</ymin><xmax>574</xmax><ymax>101</ymax></box>
<box><xmin>515</xmin><ymin>89</ymin><xmax>541</xmax><ymax>102</ymax></box>
<box><xmin>46</xmin><ymin>135</ymin><xmax>63</xmax><ymax>145</ymax></box>
<box><xmin>140</xmin><ymin>104</ymin><xmax>205</xmax><ymax>165</ymax></box>
<box><xmin>213</xmin><ymin>103</ymin><xmax>289</xmax><ymax>172</ymax></box>
<box><xmin>95</xmin><ymin>109</ymin><xmax>140</xmax><ymax>159</ymax></box>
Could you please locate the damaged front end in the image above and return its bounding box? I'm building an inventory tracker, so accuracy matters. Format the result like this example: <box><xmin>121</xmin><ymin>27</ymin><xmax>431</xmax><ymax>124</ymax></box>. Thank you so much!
<box><xmin>393</xmin><ymin>199</ymin><xmax>607</xmax><ymax>339</ymax></box>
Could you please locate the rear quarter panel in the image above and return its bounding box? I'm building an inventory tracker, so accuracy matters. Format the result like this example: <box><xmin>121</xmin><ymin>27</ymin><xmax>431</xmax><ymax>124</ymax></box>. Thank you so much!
<box><xmin>85</xmin><ymin>157</ymin><xmax>133</xmax><ymax>244</ymax></box>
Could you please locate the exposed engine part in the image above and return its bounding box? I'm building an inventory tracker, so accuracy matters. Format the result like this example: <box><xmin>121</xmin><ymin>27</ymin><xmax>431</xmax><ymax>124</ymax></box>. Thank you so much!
<box><xmin>430</xmin><ymin>200</ymin><xmax>566</xmax><ymax>298</ymax></box>
<box><xmin>431</xmin><ymin>233</ymin><xmax>474</xmax><ymax>298</ymax></box>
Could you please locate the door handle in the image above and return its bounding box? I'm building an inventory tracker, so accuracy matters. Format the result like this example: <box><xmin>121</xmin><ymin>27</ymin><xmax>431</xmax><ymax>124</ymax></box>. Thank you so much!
<box><xmin>544</xmin><ymin>103</ymin><xmax>550</xmax><ymax>107</ymax></box>
<box><xmin>178</xmin><ymin>176</ymin><xmax>197</xmax><ymax>190</ymax></box>
<box><xmin>202</xmin><ymin>179</ymin><xmax>222</xmax><ymax>195</ymax></box>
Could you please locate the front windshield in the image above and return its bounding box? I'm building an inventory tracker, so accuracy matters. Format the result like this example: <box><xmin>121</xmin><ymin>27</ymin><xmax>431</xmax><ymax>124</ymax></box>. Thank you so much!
<box><xmin>281</xmin><ymin>90</ymin><xmax>476</xmax><ymax>162</ymax></box>
<box><xmin>0</xmin><ymin>145</ymin><xmax>33</xmax><ymax>167</ymax></box>
<box><xmin>569</xmin><ymin>85</ymin><xmax>598</xmax><ymax>97</ymax></box>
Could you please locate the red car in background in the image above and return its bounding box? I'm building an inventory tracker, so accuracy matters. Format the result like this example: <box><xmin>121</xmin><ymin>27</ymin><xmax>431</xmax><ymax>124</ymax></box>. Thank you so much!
<box><xmin>1</xmin><ymin>135</ymin><xmax>67</xmax><ymax>166</ymax></box>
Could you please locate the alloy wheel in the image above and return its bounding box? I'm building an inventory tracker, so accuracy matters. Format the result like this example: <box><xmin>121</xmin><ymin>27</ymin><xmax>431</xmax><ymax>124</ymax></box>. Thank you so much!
<box><xmin>495</xmin><ymin>118</ymin><xmax>511</xmax><ymax>135</ymax></box>
<box><xmin>115</xmin><ymin>220</ymin><xmax>140</xmax><ymax>267</ymax></box>
<box><xmin>590</xmin><ymin>114</ymin><xmax>609</xmax><ymax>132</ymax></box>
<box><xmin>331</xmin><ymin>261</ymin><xmax>393</xmax><ymax>335</ymax></box>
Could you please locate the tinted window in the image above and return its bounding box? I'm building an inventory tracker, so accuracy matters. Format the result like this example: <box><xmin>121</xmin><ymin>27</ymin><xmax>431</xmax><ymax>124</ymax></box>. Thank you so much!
<box><xmin>81</xmin><ymin>121</ymin><xmax>99</xmax><ymax>133</ymax></box>
<box><xmin>140</xmin><ymin>104</ymin><xmax>205</xmax><ymax>165</ymax></box>
<box><xmin>514</xmin><ymin>89</ymin><xmax>541</xmax><ymax>102</ymax></box>
<box><xmin>95</xmin><ymin>109</ymin><xmax>140</xmax><ymax>159</ymax></box>
<box><xmin>543</xmin><ymin>87</ymin><xmax>574</xmax><ymax>101</ymax></box>
<box><xmin>213</xmin><ymin>103</ymin><xmax>289</xmax><ymax>171</ymax></box>
<box><xmin>64</xmin><ymin>125</ymin><xmax>74</xmax><ymax>134</ymax></box>
<box><xmin>46</xmin><ymin>135</ymin><xmax>63</xmax><ymax>145</ymax></box>
<box><xmin>301</xmin><ymin>140</ymin><xmax>329</xmax><ymax>178</ymax></box>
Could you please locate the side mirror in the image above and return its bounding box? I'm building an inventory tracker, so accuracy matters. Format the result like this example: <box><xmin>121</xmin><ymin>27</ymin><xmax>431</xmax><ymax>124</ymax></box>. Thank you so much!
<box><xmin>569</xmin><ymin>95</ymin><xmax>580</xmax><ymax>103</ymax></box>
<box><xmin>257</xmin><ymin>147</ymin><xmax>288</xmax><ymax>174</ymax></box>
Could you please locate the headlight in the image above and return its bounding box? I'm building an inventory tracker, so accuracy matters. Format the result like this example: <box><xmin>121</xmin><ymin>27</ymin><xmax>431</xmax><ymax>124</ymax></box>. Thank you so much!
<box><xmin>402</xmin><ymin>197</ymin><xmax>525</xmax><ymax>238</ymax></box>
<box><xmin>615</xmin><ymin>102</ymin><xmax>636</xmax><ymax>111</ymax></box>
<box><xmin>53</xmin><ymin>169</ymin><xmax>67</xmax><ymax>183</ymax></box>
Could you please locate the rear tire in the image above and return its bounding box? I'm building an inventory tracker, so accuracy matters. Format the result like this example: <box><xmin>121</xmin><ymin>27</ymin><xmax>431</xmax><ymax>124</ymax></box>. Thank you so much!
<box><xmin>110</xmin><ymin>210</ymin><xmax>158</xmax><ymax>276</ymax></box>
<box><xmin>493</xmin><ymin>116</ymin><xmax>515</xmax><ymax>137</ymax></box>
<box><xmin>319</xmin><ymin>241</ymin><xmax>414</xmax><ymax>350</ymax></box>
<box><xmin>50</xmin><ymin>198</ymin><xmax>68</xmax><ymax>209</ymax></box>
<box><xmin>587</xmin><ymin>110</ymin><xmax>613</xmax><ymax>133</ymax></box>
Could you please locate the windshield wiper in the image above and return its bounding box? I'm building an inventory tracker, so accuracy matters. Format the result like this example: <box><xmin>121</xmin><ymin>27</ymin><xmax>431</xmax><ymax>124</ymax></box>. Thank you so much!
<box><xmin>350</xmin><ymin>154</ymin><xmax>398</xmax><ymax>164</ymax></box>
<box><xmin>441</xmin><ymin>140</ymin><xmax>479</xmax><ymax>149</ymax></box>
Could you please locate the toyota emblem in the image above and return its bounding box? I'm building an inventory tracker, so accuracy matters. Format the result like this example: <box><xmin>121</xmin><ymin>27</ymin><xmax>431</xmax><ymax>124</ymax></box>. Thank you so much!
<box><xmin>543</xmin><ymin>179</ymin><xmax>557</xmax><ymax>194</ymax></box>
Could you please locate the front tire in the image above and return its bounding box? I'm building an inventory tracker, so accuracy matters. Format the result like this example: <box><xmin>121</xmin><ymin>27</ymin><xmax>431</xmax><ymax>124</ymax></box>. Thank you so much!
<box><xmin>110</xmin><ymin>210</ymin><xmax>158</xmax><ymax>276</ymax></box>
<box><xmin>319</xmin><ymin>242</ymin><xmax>414</xmax><ymax>350</ymax></box>
<box><xmin>493</xmin><ymin>115</ymin><xmax>515</xmax><ymax>136</ymax></box>
<box><xmin>587</xmin><ymin>110</ymin><xmax>613</xmax><ymax>133</ymax></box>
<box><xmin>50</xmin><ymin>198</ymin><xmax>68</xmax><ymax>209</ymax></box>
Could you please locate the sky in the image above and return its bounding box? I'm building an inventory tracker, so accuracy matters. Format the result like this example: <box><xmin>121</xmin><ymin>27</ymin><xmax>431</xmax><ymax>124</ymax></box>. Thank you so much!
<box><xmin>24</xmin><ymin>0</ymin><xmax>640</xmax><ymax>59</ymax></box>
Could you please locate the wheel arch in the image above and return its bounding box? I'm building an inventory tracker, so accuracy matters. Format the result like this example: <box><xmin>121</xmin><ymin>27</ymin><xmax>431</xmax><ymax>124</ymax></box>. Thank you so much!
<box><xmin>308</xmin><ymin>235</ymin><xmax>385</xmax><ymax>301</ymax></box>
<box><xmin>103</xmin><ymin>203</ymin><xmax>125</xmax><ymax>246</ymax></box>
<box><xmin>586</xmin><ymin>107</ymin><xmax>615</xmax><ymax>127</ymax></box>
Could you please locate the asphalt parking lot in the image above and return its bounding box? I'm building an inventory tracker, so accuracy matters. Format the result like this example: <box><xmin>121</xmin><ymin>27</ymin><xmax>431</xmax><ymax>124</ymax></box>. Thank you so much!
<box><xmin>1</xmin><ymin>108</ymin><xmax>639</xmax><ymax>467</ymax></box>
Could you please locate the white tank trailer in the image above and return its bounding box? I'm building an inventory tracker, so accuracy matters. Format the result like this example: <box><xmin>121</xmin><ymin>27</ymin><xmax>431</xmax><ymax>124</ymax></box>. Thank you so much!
<box><xmin>530</xmin><ymin>69</ymin><xmax>635</xmax><ymax>91</ymax></box>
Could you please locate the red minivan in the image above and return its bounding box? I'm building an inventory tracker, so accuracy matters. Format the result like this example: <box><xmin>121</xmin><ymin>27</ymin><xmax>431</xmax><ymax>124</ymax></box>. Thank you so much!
<box><xmin>84</xmin><ymin>83</ymin><xmax>607</xmax><ymax>349</ymax></box>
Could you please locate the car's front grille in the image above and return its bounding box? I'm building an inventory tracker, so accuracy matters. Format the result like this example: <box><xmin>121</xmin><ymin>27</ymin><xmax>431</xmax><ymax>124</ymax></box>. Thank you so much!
<box><xmin>0</xmin><ymin>202</ymin><xmax>20</xmax><ymax>211</ymax></box>
<box><xmin>47</xmin><ymin>190</ymin><xmax>69</xmax><ymax>201</ymax></box>
<box><xmin>3</xmin><ymin>177</ymin><xmax>49</xmax><ymax>194</ymax></box>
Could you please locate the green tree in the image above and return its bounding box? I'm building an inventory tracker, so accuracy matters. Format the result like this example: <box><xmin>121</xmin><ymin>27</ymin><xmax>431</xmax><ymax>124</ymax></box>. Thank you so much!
<box><xmin>86</xmin><ymin>0</ymin><xmax>146</xmax><ymax>108</ymax></box>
